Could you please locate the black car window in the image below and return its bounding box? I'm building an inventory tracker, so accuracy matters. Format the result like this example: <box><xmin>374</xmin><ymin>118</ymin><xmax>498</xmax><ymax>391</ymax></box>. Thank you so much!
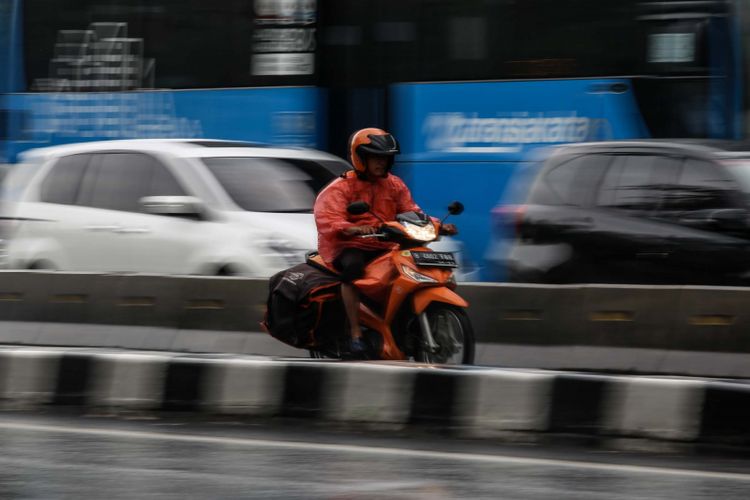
<box><xmin>201</xmin><ymin>157</ymin><xmax>338</xmax><ymax>212</ymax></box>
<box><xmin>39</xmin><ymin>154</ymin><xmax>93</xmax><ymax>205</ymax></box>
<box><xmin>649</xmin><ymin>155</ymin><xmax>682</xmax><ymax>190</ymax></box>
<box><xmin>667</xmin><ymin>159</ymin><xmax>740</xmax><ymax>210</ymax></box>
<box><xmin>597</xmin><ymin>154</ymin><xmax>672</xmax><ymax>211</ymax></box>
<box><xmin>534</xmin><ymin>154</ymin><xmax>611</xmax><ymax>206</ymax></box>
<box><xmin>82</xmin><ymin>153</ymin><xmax>185</xmax><ymax>212</ymax></box>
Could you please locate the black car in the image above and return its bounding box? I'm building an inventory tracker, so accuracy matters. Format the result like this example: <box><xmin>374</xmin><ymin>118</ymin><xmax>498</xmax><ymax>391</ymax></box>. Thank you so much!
<box><xmin>487</xmin><ymin>140</ymin><xmax>750</xmax><ymax>285</ymax></box>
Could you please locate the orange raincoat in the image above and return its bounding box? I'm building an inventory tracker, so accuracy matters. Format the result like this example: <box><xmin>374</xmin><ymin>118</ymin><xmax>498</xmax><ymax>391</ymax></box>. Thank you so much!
<box><xmin>314</xmin><ymin>171</ymin><xmax>421</xmax><ymax>264</ymax></box>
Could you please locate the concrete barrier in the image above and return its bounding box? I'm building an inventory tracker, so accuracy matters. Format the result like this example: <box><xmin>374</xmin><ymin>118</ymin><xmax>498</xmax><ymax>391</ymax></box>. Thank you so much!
<box><xmin>580</xmin><ymin>285</ymin><xmax>679</xmax><ymax>349</ymax></box>
<box><xmin>602</xmin><ymin>377</ymin><xmax>705</xmax><ymax>441</ymax></box>
<box><xmin>321</xmin><ymin>363</ymin><xmax>416</xmax><ymax>425</ymax></box>
<box><xmin>462</xmin><ymin>283</ymin><xmax>583</xmax><ymax>345</ymax></box>
<box><xmin>0</xmin><ymin>348</ymin><xmax>61</xmax><ymax>408</ymax></box>
<box><xmin>5</xmin><ymin>271</ymin><xmax>750</xmax><ymax>376</ymax></box>
<box><xmin>0</xmin><ymin>346</ymin><xmax>747</xmax><ymax>449</ymax></box>
<box><xmin>676</xmin><ymin>286</ymin><xmax>750</xmax><ymax>352</ymax></box>
<box><xmin>202</xmin><ymin>358</ymin><xmax>285</xmax><ymax>416</ymax></box>
<box><xmin>90</xmin><ymin>352</ymin><xmax>170</xmax><ymax>410</ymax></box>
<box><xmin>460</xmin><ymin>370</ymin><xmax>553</xmax><ymax>436</ymax></box>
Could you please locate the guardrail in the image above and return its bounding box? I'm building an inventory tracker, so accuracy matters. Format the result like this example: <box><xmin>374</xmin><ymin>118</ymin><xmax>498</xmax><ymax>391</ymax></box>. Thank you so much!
<box><xmin>2</xmin><ymin>271</ymin><xmax>750</xmax><ymax>377</ymax></box>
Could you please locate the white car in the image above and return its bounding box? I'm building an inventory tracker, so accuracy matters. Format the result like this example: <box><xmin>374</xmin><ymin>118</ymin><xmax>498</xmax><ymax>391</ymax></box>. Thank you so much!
<box><xmin>1</xmin><ymin>139</ymin><xmax>349</xmax><ymax>276</ymax></box>
<box><xmin>1</xmin><ymin>139</ymin><xmax>477</xmax><ymax>279</ymax></box>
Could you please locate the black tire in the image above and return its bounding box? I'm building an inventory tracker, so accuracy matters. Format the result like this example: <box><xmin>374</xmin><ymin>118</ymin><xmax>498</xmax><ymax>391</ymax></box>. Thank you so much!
<box><xmin>415</xmin><ymin>304</ymin><xmax>475</xmax><ymax>365</ymax></box>
<box><xmin>215</xmin><ymin>264</ymin><xmax>239</xmax><ymax>276</ymax></box>
<box><xmin>27</xmin><ymin>260</ymin><xmax>55</xmax><ymax>270</ymax></box>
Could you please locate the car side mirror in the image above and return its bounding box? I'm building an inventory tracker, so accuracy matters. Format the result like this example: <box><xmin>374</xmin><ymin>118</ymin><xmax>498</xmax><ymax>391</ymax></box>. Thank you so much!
<box><xmin>140</xmin><ymin>196</ymin><xmax>206</xmax><ymax>219</ymax></box>
<box><xmin>347</xmin><ymin>201</ymin><xmax>370</xmax><ymax>215</ymax></box>
<box><xmin>448</xmin><ymin>201</ymin><xmax>464</xmax><ymax>216</ymax></box>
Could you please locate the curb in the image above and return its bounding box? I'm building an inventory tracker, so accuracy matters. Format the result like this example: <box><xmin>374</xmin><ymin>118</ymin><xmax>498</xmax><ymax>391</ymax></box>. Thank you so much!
<box><xmin>1</xmin><ymin>347</ymin><xmax>749</xmax><ymax>447</ymax></box>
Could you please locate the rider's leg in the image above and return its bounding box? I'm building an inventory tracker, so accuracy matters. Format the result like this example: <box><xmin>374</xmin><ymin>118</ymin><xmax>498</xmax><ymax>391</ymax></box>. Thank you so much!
<box><xmin>334</xmin><ymin>248</ymin><xmax>380</xmax><ymax>350</ymax></box>
<box><xmin>340</xmin><ymin>282</ymin><xmax>363</xmax><ymax>339</ymax></box>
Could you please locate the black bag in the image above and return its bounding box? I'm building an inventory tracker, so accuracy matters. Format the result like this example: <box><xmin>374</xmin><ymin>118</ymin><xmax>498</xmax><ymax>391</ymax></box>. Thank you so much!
<box><xmin>262</xmin><ymin>261</ymin><xmax>342</xmax><ymax>348</ymax></box>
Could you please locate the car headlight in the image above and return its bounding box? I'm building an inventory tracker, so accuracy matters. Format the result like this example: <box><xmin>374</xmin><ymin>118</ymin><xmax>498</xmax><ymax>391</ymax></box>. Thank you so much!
<box><xmin>402</xmin><ymin>264</ymin><xmax>438</xmax><ymax>283</ymax></box>
<box><xmin>402</xmin><ymin>221</ymin><xmax>437</xmax><ymax>242</ymax></box>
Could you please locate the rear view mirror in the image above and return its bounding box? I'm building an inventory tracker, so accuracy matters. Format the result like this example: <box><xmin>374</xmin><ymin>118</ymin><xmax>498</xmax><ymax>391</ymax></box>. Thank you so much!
<box><xmin>448</xmin><ymin>201</ymin><xmax>464</xmax><ymax>216</ymax></box>
<box><xmin>347</xmin><ymin>201</ymin><xmax>370</xmax><ymax>215</ymax></box>
<box><xmin>140</xmin><ymin>196</ymin><xmax>206</xmax><ymax>218</ymax></box>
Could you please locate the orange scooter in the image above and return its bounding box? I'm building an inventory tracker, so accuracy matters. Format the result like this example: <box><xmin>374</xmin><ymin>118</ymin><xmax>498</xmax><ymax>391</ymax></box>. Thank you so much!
<box><xmin>308</xmin><ymin>201</ymin><xmax>474</xmax><ymax>364</ymax></box>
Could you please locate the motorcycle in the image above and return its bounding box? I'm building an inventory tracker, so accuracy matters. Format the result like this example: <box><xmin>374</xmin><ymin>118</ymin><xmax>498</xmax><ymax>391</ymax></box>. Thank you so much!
<box><xmin>306</xmin><ymin>201</ymin><xmax>474</xmax><ymax>364</ymax></box>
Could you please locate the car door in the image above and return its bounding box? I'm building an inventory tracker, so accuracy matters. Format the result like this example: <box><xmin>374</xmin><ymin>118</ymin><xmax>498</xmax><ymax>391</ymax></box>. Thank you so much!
<box><xmin>77</xmin><ymin>152</ymin><xmax>202</xmax><ymax>274</ymax></box>
<box><xmin>71</xmin><ymin>153</ymin><xmax>157</xmax><ymax>271</ymax></box>
<box><xmin>587</xmin><ymin>153</ymin><xmax>685</xmax><ymax>283</ymax></box>
<box><xmin>654</xmin><ymin>157</ymin><xmax>750</xmax><ymax>284</ymax></box>
<box><xmin>12</xmin><ymin>153</ymin><xmax>97</xmax><ymax>270</ymax></box>
<box><xmin>110</xmin><ymin>155</ymin><xmax>206</xmax><ymax>274</ymax></box>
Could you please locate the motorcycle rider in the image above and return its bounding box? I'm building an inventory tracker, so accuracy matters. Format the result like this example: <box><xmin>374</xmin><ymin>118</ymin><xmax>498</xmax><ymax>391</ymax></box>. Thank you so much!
<box><xmin>313</xmin><ymin>127</ymin><xmax>456</xmax><ymax>353</ymax></box>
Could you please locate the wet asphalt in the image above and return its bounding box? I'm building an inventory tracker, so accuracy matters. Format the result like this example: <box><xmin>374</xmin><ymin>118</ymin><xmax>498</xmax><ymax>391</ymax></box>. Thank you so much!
<box><xmin>0</xmin><ymin>412</ymin><xmax>748</xmax><ymax>499</ymax></box>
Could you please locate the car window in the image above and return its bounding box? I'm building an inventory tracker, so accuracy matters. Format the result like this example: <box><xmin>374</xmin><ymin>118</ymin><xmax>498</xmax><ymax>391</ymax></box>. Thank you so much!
<box><xmin>39</xmin><ymin>154</ymin><xmax>94</xmax><ymax>205</ymax></box>
<box><xmin>81</xmin><ymin>153</ymin><xmax>185</xmax><ymax>212</ymax></box>
<box><xmin>667</xmin><ymin>158</ymin><xmax>740</xmax><ymax>210</ymax></box>
<box><xmin>597</xmin><ymin>154</ymin><xmax>679</xmax><ymax>211</ymax></box>
<box><xmin>201</xmin><ymin>157</ymin><xmax>338</xmax><ymax>212</ymax></box>
<box><xmin>529</xmin><ymin>154</ymin><xmax>611</xmax><ymax>206</ymax></box>
<box><xmin>150</xmin><ymin>161</ymin><xmax>187</xmax><ymax>197</ymax></box>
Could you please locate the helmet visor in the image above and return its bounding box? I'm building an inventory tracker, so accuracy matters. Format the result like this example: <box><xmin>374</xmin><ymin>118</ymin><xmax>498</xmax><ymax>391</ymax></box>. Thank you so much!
<box><xmin>357</xmin><ymin>133</ymin><xmax>400</xmax><ymax>156</ymax></box>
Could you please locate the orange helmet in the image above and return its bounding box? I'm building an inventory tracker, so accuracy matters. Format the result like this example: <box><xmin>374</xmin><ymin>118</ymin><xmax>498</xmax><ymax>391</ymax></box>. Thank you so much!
<box><xmin>349</xmin><ymin>127</ymin><xmax>400</xmax><ymax>174</ymax></box>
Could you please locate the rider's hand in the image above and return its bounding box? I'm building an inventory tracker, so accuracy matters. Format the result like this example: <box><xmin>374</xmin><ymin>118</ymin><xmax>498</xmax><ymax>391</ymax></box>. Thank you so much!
<box><xmin>344</xmin><ymin>225</ymin><xmax>377</xmax><ymax>236</ymax></box>
<box><xmin>440</xmin><ymin>223</ymin><xmax>458</xmax><ymax>236</ymax></box>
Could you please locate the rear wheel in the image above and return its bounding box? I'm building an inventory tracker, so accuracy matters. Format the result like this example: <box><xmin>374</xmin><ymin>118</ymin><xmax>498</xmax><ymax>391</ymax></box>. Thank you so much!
<box><xmin>215</xmin><ymin>264</ymin><xmax>239</xmax><ymax>276</ymax></box>
<box><xmin>415</xmin><ymin>304</ymin><xmax>474</xmax><ymax>365</ymax></box>
<box><xmin>27</xmin><ymin>260</ymin><xmax>56</xmax><ymax>270</ymax></box>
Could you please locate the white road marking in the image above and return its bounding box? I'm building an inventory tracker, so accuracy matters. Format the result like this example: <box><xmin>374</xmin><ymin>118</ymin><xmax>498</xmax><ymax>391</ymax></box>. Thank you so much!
<box><xmin>0</xmin><ymin>421</ymin><xmax>747</xmax><ymax>481</ymax></box>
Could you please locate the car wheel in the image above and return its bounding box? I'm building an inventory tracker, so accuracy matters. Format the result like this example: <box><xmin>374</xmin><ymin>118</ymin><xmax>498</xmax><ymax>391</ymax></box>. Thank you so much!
<box><xmin>27</xmin><ymin>260</ymin><xmax>56</xmax><ymax>271</ymax></box>
<box><xmin>215</xmin><ymin>265</ymin><xmax>239</xmax><ymax>276</ymax></box>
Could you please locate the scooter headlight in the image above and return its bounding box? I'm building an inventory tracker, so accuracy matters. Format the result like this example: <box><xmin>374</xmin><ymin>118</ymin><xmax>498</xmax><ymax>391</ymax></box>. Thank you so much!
<box><xmin>401</xmin><ymin>265</ymin><xmax>438</xmax><ymax>283</ymax></box>
<box><xmin>401</xmin><ymin>221</ymin><xmax>437</xmax><ymax>242</ymax></box>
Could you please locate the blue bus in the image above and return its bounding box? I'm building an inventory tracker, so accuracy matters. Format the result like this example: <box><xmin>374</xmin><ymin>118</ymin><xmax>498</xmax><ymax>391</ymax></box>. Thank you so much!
<box><xmin>2</xmin><ymin>0</ymin><xmax>747</xmax><ymax>279</ymax></box>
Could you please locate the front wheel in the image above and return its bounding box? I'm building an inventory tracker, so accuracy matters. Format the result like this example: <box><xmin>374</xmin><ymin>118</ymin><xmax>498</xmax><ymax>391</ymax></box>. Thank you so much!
<box><xmin>415</xmin><ymin>304</ymin><xmax>474</xmax><ymax>365</ymax></box>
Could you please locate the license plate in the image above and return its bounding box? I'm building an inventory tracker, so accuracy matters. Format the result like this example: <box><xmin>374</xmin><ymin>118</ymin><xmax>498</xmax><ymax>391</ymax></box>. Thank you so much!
<box><xmin>411</xmin><ymin>251</ymin><xmax>458</xmax><ymax>268</ymax></box>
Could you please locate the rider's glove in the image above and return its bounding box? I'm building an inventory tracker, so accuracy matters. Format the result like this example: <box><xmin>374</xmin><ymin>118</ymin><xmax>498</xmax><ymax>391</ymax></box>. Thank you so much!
<box><xmin>439</xmin><ymin>223</ymin><xmax>458</xmax><ymax>236</ymax></box>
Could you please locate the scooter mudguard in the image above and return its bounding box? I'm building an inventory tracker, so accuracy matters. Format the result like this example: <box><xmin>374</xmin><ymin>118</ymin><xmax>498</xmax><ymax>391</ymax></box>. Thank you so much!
<box><xmin>412</xmin><ymin>287</ymin><xmax>468</xmax><ymax>315</ymax></box>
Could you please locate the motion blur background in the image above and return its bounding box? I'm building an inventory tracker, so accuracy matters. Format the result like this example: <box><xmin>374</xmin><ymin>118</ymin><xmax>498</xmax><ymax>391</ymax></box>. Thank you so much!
<box><xmin>3</xmin><ymin>3</ymin><xmax>750</xmax><ymax>498</ymax></box>
<box><xmin>1</xmin><ymin>0</ymin><xmax>748</xmax><ymax>280</ymax></box>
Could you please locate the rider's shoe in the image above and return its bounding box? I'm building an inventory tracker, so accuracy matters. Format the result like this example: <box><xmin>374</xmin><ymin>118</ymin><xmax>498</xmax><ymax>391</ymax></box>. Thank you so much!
<box><xmin>349</xmin><ymin>337</ymin><xmax>368</xmax><ymax>355</ymax></box>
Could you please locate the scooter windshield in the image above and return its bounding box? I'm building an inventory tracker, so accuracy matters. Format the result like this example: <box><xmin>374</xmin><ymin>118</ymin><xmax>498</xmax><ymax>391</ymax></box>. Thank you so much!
<box><xmin>396</xmin><ymin>211</ymin><xmax>430</xmax><ymax>226</ymax></box>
